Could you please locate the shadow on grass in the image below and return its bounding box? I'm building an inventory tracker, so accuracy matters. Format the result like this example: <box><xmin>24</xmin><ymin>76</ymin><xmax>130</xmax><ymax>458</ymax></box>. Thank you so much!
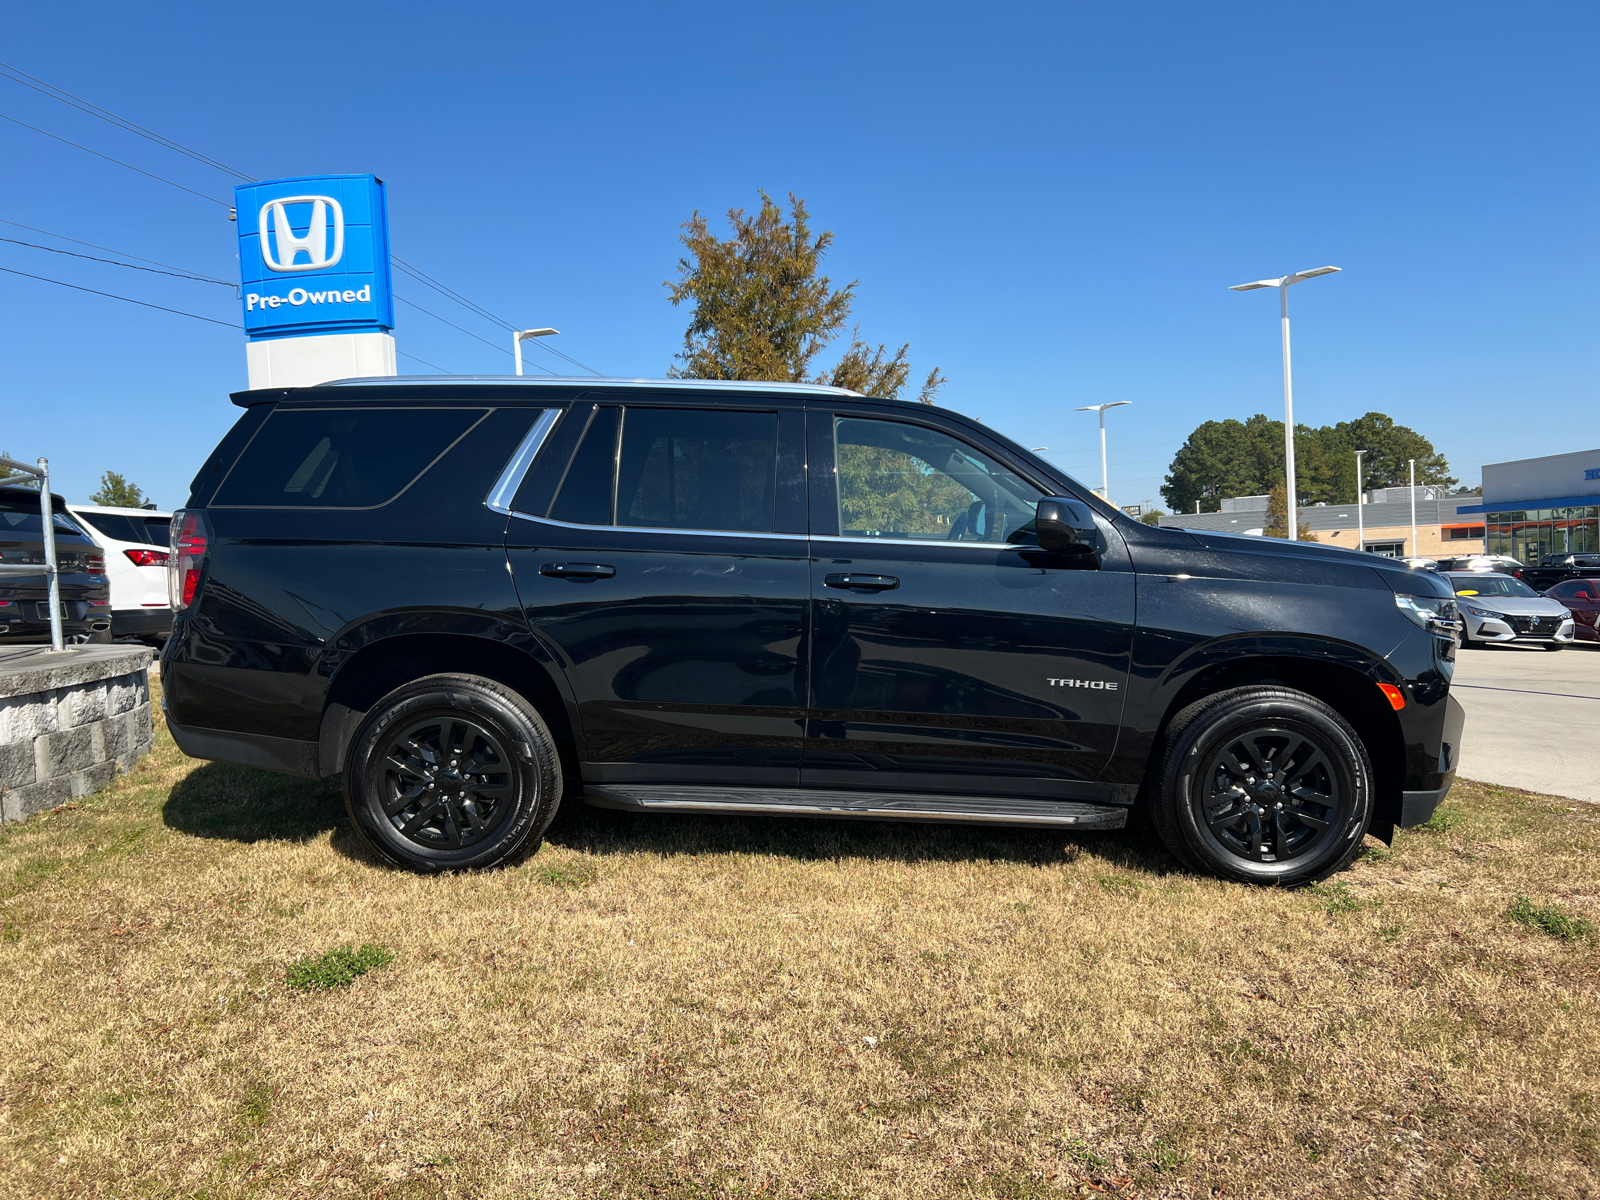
<box><xmin>543</xmin><ymin>794</ymin><xmax>1180</xmax><ymax>873</ymax></box>
<box><xmin>162</xmin><ymin>763</ymin><xmax>381</xmax><ymax>864</ymax></box>
<box><xmin>160</xmin><ymin>763</ymin><xmax>1179</xmax><ymax>875</ymax></box>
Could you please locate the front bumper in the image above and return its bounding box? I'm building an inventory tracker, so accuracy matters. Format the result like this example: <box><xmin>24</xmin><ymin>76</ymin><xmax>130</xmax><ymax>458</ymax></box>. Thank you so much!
<box><xmin>1396</xmin><ymin>692</ymin><xmax>1465</xmax><ymax>828</ymax></box>
<box><xmin>1463</xmin><ymin>610</ymin><xmax>1576</xmax><ymax>645</ymax></box>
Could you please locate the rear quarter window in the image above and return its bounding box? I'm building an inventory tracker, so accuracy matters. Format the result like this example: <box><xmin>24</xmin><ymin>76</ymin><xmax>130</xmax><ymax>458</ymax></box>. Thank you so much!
<box><xmin>213</xmin><ymin>407</ymin><xmax>488</xmax><ymax>508</ymax></box>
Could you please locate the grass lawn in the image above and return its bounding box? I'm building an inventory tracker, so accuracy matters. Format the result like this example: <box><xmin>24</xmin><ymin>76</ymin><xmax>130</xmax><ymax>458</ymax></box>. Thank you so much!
<box><xmin>2</xmin><ymin>687</ymin><xmax>1598</xmax><ymax>1199</ymax></box>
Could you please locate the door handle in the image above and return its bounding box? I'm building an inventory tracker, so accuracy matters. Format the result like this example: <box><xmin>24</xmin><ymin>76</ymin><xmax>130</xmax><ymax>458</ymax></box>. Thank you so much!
<box><xmin>823</xmin><ymin>573</ymin><xmax>899</xmax><ymax>591</ymax></box>
<box><xmin>540</xmin><ymin>562</ymin><xmax>615</xmax><ymax>578</ymax></box>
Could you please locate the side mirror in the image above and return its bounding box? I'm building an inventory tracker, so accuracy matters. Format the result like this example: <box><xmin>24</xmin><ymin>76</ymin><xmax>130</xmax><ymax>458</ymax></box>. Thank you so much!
<box><xmin>1034</xmin><ymin>497</ymin><xmax>1098</xmax><ymax>554</ymax></box>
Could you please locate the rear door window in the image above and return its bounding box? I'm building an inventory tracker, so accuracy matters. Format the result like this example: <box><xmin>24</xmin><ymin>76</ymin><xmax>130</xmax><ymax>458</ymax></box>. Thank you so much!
<box><xmin>213</xmin><ymin>407</ymin><xmax>487</xmax><ymax>508</ymax></box>
<box><xmin>544</xmin><ymin>407</ymin><xmax>779</xmax><ymax>533</ymax></box>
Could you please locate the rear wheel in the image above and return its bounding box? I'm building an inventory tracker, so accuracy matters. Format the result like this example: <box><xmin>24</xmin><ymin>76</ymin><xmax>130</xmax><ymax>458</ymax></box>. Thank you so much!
<box><xmin>344</xmin><ymin>673</ymin><xmax>562</xmax><ymax>873</ymax></box>
<box><xmin>1150</xmin><ymin>686</ymin><xmax>1372</xmax><ymax>887</ymax></box>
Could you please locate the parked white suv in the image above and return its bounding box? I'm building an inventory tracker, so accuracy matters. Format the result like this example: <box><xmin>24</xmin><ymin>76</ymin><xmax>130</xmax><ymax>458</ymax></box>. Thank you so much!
<box><xmin>66</xmin><ymin>504</ymin><xmax>173</xmax><ymax>645</ymax></box>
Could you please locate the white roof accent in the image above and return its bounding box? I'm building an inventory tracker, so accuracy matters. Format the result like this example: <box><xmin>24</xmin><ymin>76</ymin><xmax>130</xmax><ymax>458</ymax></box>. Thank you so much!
<box><xmin>318</xmin><ymin>375</ymin><xmax>863</xmax><ymax>398</ymax></box>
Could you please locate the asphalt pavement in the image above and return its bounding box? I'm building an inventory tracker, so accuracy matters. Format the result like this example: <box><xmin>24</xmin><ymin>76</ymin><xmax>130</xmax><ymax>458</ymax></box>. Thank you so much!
<box><xmin>1449</xmin><ymin>641</ymin><xmax>1600</xmax><ymax>802</ymax></box>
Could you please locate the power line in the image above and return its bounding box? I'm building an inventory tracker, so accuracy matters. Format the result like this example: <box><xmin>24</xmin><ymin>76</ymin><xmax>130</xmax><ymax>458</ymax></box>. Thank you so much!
<box><xmin>390</xmin><ymin>256</ymin><xmax>602</xmax><ymax>376</ymax></box>
<box><xmin>0</xmin><ymin>112</ymin><xmax>229</xmax><ymax>207</ymax></box>
<box><xmin>0</xmin><ymin>216</ymin><xmax>233</xmax><ymax>282</ymax></box>
<box><xmin>0</xmin><ymin>265</ymin><xmax>236</xmax><ymax>327</ymax></box>
<box><xmin>1</xmin><ymin>236</ymin><xmax>236</xmax><ymax>288</ymax></box>
<box><xmin>2</xmin><ymin>65</ymin><xmax>605</xmax><ymax>375</ymax></box>
<box><xmin>397</xmin><ymin>350</ymin><xmax>449</xmax><ymax>373</ymax></box>
<box><xmin>0</xmin><ymin>60</ymin><xmax>255</xmax><ymax>181</ymax></box>
<box><xmin>394</xmin><ymin>293</ymin><xmax>556</xmax><ymax>373</ymax></box>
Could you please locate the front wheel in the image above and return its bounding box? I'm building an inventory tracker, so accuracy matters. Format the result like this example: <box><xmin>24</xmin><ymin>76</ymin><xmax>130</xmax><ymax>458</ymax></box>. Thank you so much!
<box><xmin>344</xmin><ymin>673</ymin><xmax>562</xmax><ymax>873</ymax></box>
<box><xmin>1149</xmin><ymin>686</ymin><xmax>1373</xmax><ymax>886</ymax></box>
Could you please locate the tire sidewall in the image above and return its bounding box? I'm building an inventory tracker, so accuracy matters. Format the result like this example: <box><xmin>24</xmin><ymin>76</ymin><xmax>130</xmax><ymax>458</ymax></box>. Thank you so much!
<box><xmin>346</xmin><ymin>684</ymin><xmax>551</xmax><ymax>873</ymax></box>
<box><xmin>1169</xmin><ymin>694</ymin><xmax>1371</xmax><ymax>885</ymax></box>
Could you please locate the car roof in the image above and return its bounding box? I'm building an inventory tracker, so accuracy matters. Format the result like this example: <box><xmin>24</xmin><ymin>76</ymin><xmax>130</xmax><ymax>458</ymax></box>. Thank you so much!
<box><xmin>1444</xmin><ymin>570</ymin><xmax>1516</xmax><ymax>580</ymax></box>
<box><xmin>67</xmin><ymin>503</ymin><xmax>172</xmax><ymax>517</ymax></box>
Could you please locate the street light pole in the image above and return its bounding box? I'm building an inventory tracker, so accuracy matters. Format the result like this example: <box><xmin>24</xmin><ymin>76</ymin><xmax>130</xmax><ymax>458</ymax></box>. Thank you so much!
<box><xmin>1074</xmin><ymin>401</ymin><xmax>1132</xmax><ymax>504</ymax></box>
<box><xmin>1229</xmin><ymin>266</ymin><xmax>1342</xmax><ymax>542</ymax></box>
<box><xmin>1409</xmin><ymin>458</ymin><xmax>1418</xmax><ymax>558</ymax></box>
<box><xmin>1354</xmin><ymin>449</ymin><xmax>1366</xmax><ymax>553</ymax></box>
<box><xmin>513</xmin><ymin>327</ymin><xmax>560</xmax><ymax>376</ymax></box>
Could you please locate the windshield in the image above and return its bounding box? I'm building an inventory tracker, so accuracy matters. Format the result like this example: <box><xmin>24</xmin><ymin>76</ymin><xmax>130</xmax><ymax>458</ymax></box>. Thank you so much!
<box><xmin>1452</xmin><ymin>575</ymin><xmax>1537</xmax><ymax>598</ymax></box>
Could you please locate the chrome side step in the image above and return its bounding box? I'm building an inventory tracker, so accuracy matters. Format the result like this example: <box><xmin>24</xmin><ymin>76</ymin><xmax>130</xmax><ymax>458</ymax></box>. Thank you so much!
<box><xmin>582</xmin><ymin>785</ymin><xmax>1127</xmax><ymax>829</ymax></box>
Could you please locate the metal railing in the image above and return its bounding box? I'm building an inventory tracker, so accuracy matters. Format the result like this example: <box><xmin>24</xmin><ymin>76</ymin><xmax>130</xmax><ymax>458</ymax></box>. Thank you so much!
<box><xmin>0</xmin><ymin>455</ymin><xmax>64</xmax><ymax>651</ymax></box>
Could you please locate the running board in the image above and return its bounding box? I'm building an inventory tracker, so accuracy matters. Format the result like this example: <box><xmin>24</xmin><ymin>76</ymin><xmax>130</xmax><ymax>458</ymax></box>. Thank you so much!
<box><xmin>582</xmin><ymin>785</ymin><xmax>1127</xmax><ymax>829</ymax></box>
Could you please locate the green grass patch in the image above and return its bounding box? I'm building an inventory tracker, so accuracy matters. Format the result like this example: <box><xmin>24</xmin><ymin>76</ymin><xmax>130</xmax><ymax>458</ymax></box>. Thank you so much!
<box><xmin>1309</xmin><ymin>881</ymin><xmax>1364</xmax><ymax>915</ymax></box>
<box><xmin>1505</xmin><ymin>895</ymin><xmax>1594</xmax><ymax>941</ymax></box>
<box><xmin>1417</xmin><ymin>806</ymin><xmax>1462</xmax><ymax>834</ymax></box>
<box><xmin>284</xmin><ymin>943</ymin><xmax>395</xmax><ymax>991</ymax></box>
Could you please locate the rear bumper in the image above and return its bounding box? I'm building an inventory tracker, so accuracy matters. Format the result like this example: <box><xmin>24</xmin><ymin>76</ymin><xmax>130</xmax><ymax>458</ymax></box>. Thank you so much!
<box><xmin>164</xmin><ymin>705</ymin><xmax>318</xmax><ymax>778</ymax></box>
<box><xmin>112</xmin><ymin>608</ymin><xmax>172</xmax><ymax>638</ymax></box>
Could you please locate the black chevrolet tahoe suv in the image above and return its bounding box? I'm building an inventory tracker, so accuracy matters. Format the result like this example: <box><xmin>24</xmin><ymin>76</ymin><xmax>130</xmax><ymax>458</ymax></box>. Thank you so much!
<box><xmin>162</xmin><ymin>378</ymin><xmax>1465</xmax><ymax>886</ymax></box>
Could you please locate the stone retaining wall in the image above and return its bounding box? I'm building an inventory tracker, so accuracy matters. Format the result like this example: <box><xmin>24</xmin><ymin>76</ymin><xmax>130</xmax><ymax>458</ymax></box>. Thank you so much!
<box><xmin>0</xmin><ymin>645</ymin><xmax>155</xmax><ymax>823</ymax></box>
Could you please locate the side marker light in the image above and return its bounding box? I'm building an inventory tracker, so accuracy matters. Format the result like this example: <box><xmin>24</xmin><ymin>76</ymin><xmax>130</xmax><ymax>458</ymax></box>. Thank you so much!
<box><xmin>1377</xmin><ymin>683</ymin><xmax>1406</xmax><ymax>711</ymax></box>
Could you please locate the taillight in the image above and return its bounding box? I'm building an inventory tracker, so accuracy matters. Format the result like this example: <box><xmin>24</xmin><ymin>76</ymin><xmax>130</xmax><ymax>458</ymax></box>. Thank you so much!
<box><xmin>168</xmin><ymin>509</ymin><xmax>211</xmax><ymax>612</ymax></box>
<box><xmin>124</xmin><ymin>548</ymin><xmax>169</xmax><ymax>567</ymax></box>
<box><xmin>87</xmin><ymin>554</ymin><xmax>106</xmax><ymax>573</ymax></box>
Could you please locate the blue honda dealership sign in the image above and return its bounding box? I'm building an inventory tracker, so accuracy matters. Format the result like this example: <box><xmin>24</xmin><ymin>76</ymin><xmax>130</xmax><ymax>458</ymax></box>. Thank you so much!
<box><xmin>235</xmin><ymin>174</ymin><xmax>394</xmax><ymax>340</ymax></box>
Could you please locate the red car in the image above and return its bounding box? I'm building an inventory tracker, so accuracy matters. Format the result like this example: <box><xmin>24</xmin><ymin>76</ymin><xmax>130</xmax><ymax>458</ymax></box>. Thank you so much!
<box><xmin>1547</xmin><ymin>578</ymin><xmax>1600</xmax><ymax>643</ymax></box>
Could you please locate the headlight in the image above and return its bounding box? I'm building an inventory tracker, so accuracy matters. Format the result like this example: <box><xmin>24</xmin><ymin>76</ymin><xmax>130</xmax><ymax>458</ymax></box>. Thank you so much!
<box><xmin>1394</xmin><ymin>593</ymin><xmax>1462</xmax><ymax>635</ymax></box>
<box><xmin>1458</xmin><ymin>602</ymin><xmax>1499</xmax><ymax>618</ymax></box>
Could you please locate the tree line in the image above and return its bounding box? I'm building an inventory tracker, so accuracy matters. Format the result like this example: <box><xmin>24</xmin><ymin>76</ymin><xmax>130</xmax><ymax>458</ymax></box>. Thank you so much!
<box><xmin>1161</xmin><ymin>412</ymin><xmax>1456</xmax><ymax>514</ymax></box>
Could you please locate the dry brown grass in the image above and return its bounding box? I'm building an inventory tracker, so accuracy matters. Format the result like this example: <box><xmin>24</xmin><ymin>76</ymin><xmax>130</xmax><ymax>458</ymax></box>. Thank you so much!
<box><xmin>1</xmin><ymin>688</ymin><xmax>1598</xmax><ymax>1199</ymax></box>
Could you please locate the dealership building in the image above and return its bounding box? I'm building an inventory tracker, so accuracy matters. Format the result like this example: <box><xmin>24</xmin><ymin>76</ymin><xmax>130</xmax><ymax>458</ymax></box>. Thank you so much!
<box><xmin>1158</xmin><ymin>445</ymin><xmax>1599</xmax><ymax>563</ymax></box>
<box><xmin>1457</xmin><ymin>446</ymin><xmax>1600</xmax><ymax>563</ymax></box>
<box><xmin>1159</xmin><ymin>487</ymin><xmax>1487</xmax><ymax>556</ymax></box>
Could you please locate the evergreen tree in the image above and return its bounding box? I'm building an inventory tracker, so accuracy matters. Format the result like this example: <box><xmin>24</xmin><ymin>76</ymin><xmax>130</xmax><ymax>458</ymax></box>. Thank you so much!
<box><xmin>90</xmin><ymin>471</ymin><xmax>146</xmax><ymax>508</ymax></box>
<box><xmin>1161</xmin><ymin>411</ymin><xmax>1453</xmax><ymax>512</ymax></box>
<box><xmin>666</xmin><ymin>191</ymin><xmax>945</xmax><ymax>403</ymax></box>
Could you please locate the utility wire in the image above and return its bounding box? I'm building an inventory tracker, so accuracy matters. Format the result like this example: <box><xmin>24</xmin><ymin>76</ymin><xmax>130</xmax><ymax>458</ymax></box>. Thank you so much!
<box><xmin>397</xmin><ymin>350</ymin><xmax>450</xmax><ymax>373</ymax></box>
<box><xmin>0</xmin><ymin>112</ymin><xmax>230</xmax><ymax>207</ymax></box>
<box><xmin>394</xmin><ymin>294</ymin><xmax>556</xmax><ymax>373</ymax></box>
<box><xmin>390</xmin><ymin>256</ymin><xmax>602</xmax><ymax>375</ymax></box>
<box><xmin>1</xmin><ymin>236</ymin><xmax>236</xmax><ymax>289</ymax></box>
<box><xmin>0</xmin><ymin>216</ymin><xmax>233</xmax><ymax>283</ymax></box>
<box><xmin>0</xmin><ymin>60</ymin><xmax>255</xmax><ymax>181</ymax></box>
<box><xmin>2</xmin><ymin>65</ymin><xmax>604</xmax><ymax>374</ymax></box>
<box><xmin>0</xmin><ymin>265</ymin><xmax>236</xmax><ymax>327</ymax></box>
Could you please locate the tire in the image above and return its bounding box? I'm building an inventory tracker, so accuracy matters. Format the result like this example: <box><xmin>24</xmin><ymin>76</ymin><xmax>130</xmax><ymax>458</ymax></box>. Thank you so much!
<box><xmin>1543</xmin><ymin>643</ymin><xmax>1565</xmax><ymax>652</ymax></box>
<box><xmin>344</xmin><ymin>673</ymin><xmax>562</xmax><ymax>873</ymax></box>
<box><xmin>1149</xmin><ymin>686</ymin><xmax>1373</xmax><ymax>887</ymax></box>
<box><xmin>85</xmin><ymin>628</ymin><xmax>114</xmax><ymax>644</ymax></box>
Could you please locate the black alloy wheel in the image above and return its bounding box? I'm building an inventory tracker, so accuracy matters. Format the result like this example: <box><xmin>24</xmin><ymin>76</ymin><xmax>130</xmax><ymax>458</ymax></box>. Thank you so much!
<box><xmin>1197</xmin><ymin>728</ymin><xmax>1341</xmax><ymax>864</ymax></box>
<box><xmin>1149</xmin><ymin>686</ymin><xmax>1373</xmax><ymax>886</ymax></box>
<box><xmin>344</xmin><ymin>673</ymin><xmax>562</xmax><ymax>873</ymax></box>
<box><xmin>380</xmin><ymin>716</ymin><xmax>514</xmax><ymax>851</ymax></box>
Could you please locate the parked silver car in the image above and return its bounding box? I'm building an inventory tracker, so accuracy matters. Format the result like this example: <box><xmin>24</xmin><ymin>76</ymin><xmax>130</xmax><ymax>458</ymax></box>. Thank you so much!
<box><xmin>1446</xmin><ymin>571</ymin><xmax>1576</xmax><ymax>650</ymax></box>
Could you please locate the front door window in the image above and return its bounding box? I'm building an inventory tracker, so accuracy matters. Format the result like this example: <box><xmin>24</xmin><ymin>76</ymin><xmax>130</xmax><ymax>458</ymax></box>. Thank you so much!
<box><xmin>834</xmin><ymin>417</ymin><xmax>1044</xmax><ymax>543</ymax></box>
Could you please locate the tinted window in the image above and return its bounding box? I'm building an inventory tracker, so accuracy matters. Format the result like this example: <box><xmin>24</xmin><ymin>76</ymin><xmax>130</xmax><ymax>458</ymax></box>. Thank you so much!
<box><xmin>77</xmin><ymin>511</ymin><xmax>166</xmax><ymax>545</ymax></box>
<box><xmin>616</xmin><ymin>408</ymin><xmax>777</xmax><ymax>532</ymax></box>
<box><xmin>549</xmin><ymin>407</ymin><xmax>619</xmax><ymax>525</ymax></box>
<box><xmin>834</xmin><ymin>417</ymin><xmax>1044</xmax><ymax>542</ymax></box>
<box><xmin>0</xmin><ymin>497</ymin><xmax>85</xmax><ymax>537</ymax></box>
<box><xmin>214</xmin><ymin>408</ymin><xmax>485</xmax><ymax>507</ymax></box>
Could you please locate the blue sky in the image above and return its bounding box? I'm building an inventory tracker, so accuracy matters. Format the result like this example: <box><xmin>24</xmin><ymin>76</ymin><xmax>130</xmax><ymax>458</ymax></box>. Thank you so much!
<box><xmin>2</xmin><ymin>3</ymin><xmax>1595</xmax><ymax>510</ymax></box>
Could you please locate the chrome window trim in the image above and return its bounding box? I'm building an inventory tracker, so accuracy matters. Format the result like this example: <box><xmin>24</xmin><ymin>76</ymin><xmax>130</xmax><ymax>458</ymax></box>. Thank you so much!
<box><xmin>485</xmin><ymin>408</ymin><xmax>561</xmax><ymax>515</ymax></box>
<box><xmin>507</xmin><ymin>509</ymin><xmax>810</xmax><ymax>543</ymax></box>
<box><xmin>813</xmin><ymin>535</ymin><xmax>1032</xmax><ymax>552</ymax></box>
<box><xmin>503</xmin><ymin>512</ymin><xmax>1031</xmax><ymax>550</ymax></box>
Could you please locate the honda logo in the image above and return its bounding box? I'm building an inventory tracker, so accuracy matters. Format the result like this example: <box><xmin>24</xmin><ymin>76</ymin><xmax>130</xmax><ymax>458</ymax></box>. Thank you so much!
<box><xmin>258</xmin><ymin>195</ymin><xmax>344</xmax><ymax>273</ymax></box>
